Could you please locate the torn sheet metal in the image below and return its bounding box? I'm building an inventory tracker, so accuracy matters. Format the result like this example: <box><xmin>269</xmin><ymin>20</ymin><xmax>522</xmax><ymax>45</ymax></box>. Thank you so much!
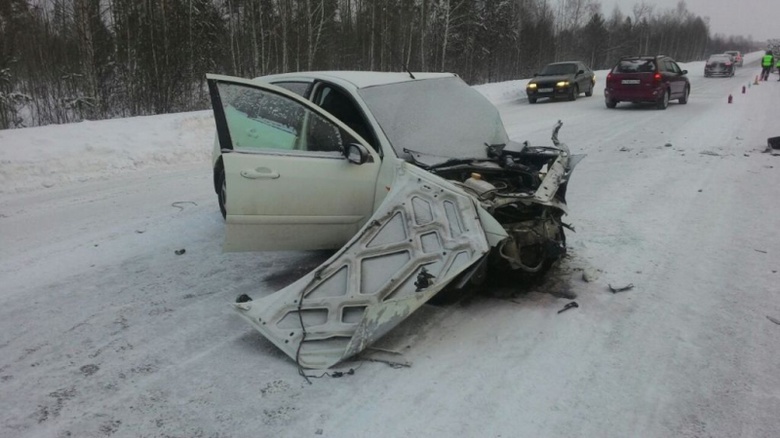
<box><xmin>233</xmin><ymin>163</ymin><xmax>504</xmax><ymax>369</ymax></box>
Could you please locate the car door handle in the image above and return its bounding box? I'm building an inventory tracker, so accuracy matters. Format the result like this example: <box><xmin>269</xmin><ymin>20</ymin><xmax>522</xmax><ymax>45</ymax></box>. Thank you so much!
<box><xmin>240</xmin><ymin>167</ymin><xmax>280</xmax><ymax>179</ymax></box>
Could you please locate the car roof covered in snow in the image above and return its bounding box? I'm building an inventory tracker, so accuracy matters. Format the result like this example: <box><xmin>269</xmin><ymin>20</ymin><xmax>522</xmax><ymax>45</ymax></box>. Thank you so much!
<box><xmin>255</xmin><ymin>71</ymin><xmax>456</xmax><ymax>89</ymax></box>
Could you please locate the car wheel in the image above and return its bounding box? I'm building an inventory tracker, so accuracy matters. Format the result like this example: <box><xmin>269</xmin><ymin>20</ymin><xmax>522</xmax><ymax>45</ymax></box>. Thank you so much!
<box><xmin>568</xmin><ymin>85</ymin><xmax>578</xmax><ymax>101</ymax></box>
<box><xmin>585</xmin><ymin>82</ymin><xmax>593</xmax><ymax>97</ymax></box>
<box><xmin>656</xmin><ymin>89</ymin><xmax>669</xmax><ymax>110</ymax></box>
<box><xmin>528</xmin><ymin>97</ymin><xmax>537</xmax><ymax>104</ymax></box>
<box><xmin>216</xmin><ymin>167</ymin><xmax>227</xmax><ymax>219</ymax></box>
<box><xmin>679</xmin><ymin>85</ymin><xmax>689</xmax><ymax>104</ymax></box>
<box><xmin>605</xmin><ymin>98</ymin><xmax>617</xmax><ymax>109</ymax></box>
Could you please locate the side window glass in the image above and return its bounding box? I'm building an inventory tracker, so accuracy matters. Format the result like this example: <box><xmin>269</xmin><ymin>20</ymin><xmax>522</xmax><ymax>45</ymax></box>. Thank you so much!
<box><xmin>216</xmin><ymin>82</ymin><xmax>351</xmax><ymax>154</ymax></box>
<box><xmin>307</xmin><ymin>114</ymin><xmax>343</xmax><ymax>152</ymax></box>
<box><xmin>272</xmin><ymin>81</ymin><xmax>310</xmax><ymax>97</ymax></box>
<box><xmin>314</xmin><ymin>85</ymin><xmax>378</xmax><ymax>151</ymax></box>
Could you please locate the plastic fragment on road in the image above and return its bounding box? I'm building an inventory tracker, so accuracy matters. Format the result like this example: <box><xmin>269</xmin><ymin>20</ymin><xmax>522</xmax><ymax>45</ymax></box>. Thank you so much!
<box><xmin>608</xmin><ymin>283</ymin><xmax>634</xmax><ymax>293</ymax></box>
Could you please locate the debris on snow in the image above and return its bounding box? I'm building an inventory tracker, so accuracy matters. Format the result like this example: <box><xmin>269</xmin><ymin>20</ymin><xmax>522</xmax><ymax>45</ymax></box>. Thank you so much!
<box><xmin>360</xmin><ymin>355</ymin><xmax>412</xmax><ymax>369</ymax></box>
<box><xmin>664</xmin><ymin>143</ymin><xmax>673</xmax><ymax>148</ymax></box>
<box><xmin>700</xmin><ymin>150</ymin><xmax>721</xmax><ymax>156</ymax></box>
<box><xmin>754</xmin><ymin>249</ymin><xmax>768</xmax><ymax>254</ymax></box>
<box><xmin>171</xmin><ymin>201</ymin><xmax>197</xmax><ymax>211</ymax></box>
<box><xmin>174</xmin><ymin>249</ymin><xmax>186</xmax><ymax>255</ymax></box>
<box><xmin>608</xmin><ymin>283</ymin><xmax>634</xmax><ymax>293</ymax></box>
<box><xmin>557</xmin><ymin>301</ymin><xmax>579</xmax><ymax>314</ymax></box>
<box><xmin>767</xmin><ymin>316</ymin><xmax>780</xmax><ymax>326</ymax></box>
<box><xmin>582</xmin><ymin>268</ymin><xmax>600</xmax><ymax>283</ymax></box>
<box><xmin>768</xmin><ymin>136</ymin><xmax>780</xmax><ymax>152</ymax></box>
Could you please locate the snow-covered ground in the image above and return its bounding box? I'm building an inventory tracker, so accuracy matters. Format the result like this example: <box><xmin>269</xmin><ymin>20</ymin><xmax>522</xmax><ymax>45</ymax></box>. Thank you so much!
<box><xmin>2</xmin><ymin>52</ymin><xmax>780</xmax><ymax>438</ymax></box>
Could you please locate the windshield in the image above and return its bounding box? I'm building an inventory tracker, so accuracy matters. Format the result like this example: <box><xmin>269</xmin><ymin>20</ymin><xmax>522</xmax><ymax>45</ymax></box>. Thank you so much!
<box><xmin>539</xmin><ymin>63</ymin><xmax>577</xmax><ymax>75</ymax></box>
<box><xmin>358</xmin><ymin>77</ymin><xmax>508</xmax><ymax>163</ymax></box>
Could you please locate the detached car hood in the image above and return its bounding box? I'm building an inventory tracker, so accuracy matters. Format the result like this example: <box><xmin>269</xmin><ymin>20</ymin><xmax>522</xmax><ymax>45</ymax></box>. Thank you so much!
<box><xmin>233</xmin><ymin>163</ymin><xmax>506</xmax><ymax>369</ymax></box>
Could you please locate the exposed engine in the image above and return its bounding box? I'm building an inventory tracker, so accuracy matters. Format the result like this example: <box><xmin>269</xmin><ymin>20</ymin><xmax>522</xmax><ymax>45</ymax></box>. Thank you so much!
<box><xmin>430</xmin><ymin>121</ymin><xmax>577</xmax><ymax>275</ymax></box>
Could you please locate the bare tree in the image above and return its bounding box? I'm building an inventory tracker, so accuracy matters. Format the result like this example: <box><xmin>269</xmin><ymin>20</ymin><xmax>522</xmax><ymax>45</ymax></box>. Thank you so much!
<box><xmin>0</xmin><ymin>0</ymin><xmax>756</xmax><ymax>129</ymax></box>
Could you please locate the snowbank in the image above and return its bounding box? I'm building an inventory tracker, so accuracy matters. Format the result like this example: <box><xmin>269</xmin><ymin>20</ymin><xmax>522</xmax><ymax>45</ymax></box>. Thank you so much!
<box><xmin>0</xmin><ymin>110</ymin><xmax>214</xmax><ymax>193</ymax></box>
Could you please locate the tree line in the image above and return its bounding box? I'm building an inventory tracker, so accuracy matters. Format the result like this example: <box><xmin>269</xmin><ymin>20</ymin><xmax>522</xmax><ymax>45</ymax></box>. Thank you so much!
<box><xmin>0</xmin><ymin>0</ymin><xmax>759</xmax><ymax>129</ymax></box>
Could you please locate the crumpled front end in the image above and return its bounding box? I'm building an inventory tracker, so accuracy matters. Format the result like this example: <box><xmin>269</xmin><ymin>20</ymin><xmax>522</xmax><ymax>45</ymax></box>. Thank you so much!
<box><xmin>234</xmin><ymin>122</ymin><xmax>581</xmax><ymax>369</ymax></box>
<box><xmin>433</xmin><ymin>121</ymin><xmax>583</xmax><ymax>274</ymax></box>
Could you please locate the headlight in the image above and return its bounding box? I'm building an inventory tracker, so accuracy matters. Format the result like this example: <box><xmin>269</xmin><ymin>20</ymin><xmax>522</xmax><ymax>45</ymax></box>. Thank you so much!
<box><xmin>556</xmin><ymin>81</ymin><xmax>569</xmax><ymax>87</ymax></box>
<box><xmin>527</xmin><ymin>83</ymin><xmax>537</xmax><ymax>89</ymax></box>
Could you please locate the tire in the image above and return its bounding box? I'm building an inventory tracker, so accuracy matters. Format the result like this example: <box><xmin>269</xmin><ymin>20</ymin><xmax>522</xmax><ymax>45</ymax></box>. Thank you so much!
<box><xmin>679</xmin><ymin>85</ymin><xmax>689</xmax><ymax>104</ymax></box>
<box><xmin>568</xmin><ymin>85</ymin><xmax>578</xmax><ymax>101</ymax></box>
<box><xmin>656</xmin><ymin>89</ymin><xmax>669</xmax><ymax>110</ymax></box>
<box><xmin>216</xmin><ymin>167</ymin><xmax>227</xmax><ymax>219</ymax></box>
<box><xmin>585</xmin><ymin>82</ymin><xmax>593</xmax><ymax>97</ymax></box>
<box><xmin>605</xmin><ymin>98</ymin><xmax>617</xmax><ymax>109</ymax></box>
<box><xmin>528</xmin><ymin>97</ymin><xmax>537</xmax><ymax>104</ymax></box>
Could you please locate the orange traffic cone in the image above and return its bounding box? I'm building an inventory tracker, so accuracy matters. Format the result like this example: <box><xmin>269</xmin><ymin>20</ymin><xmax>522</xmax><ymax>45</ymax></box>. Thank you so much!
<box><xmin>754</xmin><ymin>75</ymin><xmax>760</xmax><ymax>85</ymax></box>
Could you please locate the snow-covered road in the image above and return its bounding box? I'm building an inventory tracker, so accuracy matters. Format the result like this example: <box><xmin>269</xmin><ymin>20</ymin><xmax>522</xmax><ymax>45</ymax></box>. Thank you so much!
<box><xmin>1</xmin><ymin>53</ymin><xmax>779</xmax><ymax>438</ymax></box>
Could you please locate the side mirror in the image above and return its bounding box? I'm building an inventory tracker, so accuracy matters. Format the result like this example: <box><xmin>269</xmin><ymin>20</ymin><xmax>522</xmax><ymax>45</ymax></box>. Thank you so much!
<box><xmin>533</xmin><ymin>73</ymin><xmax>538</xmax><ymax>77</ymax></box>
<box><xmin>681</xmin><ymin>70</ymin><xmax>688</xmax><ymax>75</ymax></box>
<box><xmin>346</xmin><ymin>143</ymin><xmax>370</xmax><ymax>165</ymax></box>
<box><xmin>577</xmin><ymin>69</ymin><xmax>584</xmax><ymax>75</ymax></box>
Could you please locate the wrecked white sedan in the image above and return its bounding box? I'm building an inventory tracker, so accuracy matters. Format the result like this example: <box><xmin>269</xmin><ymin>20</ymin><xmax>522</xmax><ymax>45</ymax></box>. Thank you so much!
<box><xmin>206</xmin><ymin>72</ymin><xmax>582</xmax><ymax>369</ymax></box>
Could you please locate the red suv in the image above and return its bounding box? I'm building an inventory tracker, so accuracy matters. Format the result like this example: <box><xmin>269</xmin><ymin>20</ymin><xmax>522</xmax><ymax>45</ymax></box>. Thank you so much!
<box><xmin>604</xmin><ymin>56</ymin><xmax>690</xmax><ymax>109</ymax></box>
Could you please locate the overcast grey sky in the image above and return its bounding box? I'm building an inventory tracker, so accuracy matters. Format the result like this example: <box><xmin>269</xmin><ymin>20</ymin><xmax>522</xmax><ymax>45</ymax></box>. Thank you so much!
<box><xmin>604</xmin><ymin>0</ymin><xmax>779</xmax><ymax>41</ymax></box>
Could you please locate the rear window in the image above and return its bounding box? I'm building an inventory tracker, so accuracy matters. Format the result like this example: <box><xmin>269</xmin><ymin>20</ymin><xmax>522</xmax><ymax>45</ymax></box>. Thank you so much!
<box><xmin>708</xmin><ymin>56</ymin><xmax>731</xmax><ymax>63</ymax></box>
<box><xmin>614</xmin><ymin>60</ymin><xmax>656</xmax><ymax>73</ymax></box>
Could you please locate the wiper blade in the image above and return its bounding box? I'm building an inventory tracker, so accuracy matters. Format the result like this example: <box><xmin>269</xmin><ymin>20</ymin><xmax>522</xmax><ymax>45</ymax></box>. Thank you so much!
<box><xmin>403</xmin><ymin>148</ymin><xmax>451</xmax><ymax>169</ymax></box>
<box><xmin>403</xmin><ymin>148</ymin><xmax>485</xmax><ymax>170</ymax></box>
<box><xmin>428</xmin><ymin>157</ymin><xmax>479</xmax><ymax>170</ymax></box>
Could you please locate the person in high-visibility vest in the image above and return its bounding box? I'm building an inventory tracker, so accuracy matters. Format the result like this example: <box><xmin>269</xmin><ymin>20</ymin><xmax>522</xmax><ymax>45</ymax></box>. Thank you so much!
<box><xmin>776</xmin><ymin>58</ymin><xmax>780</xmax><ymax>81</ymax></box>
<box><xmin>761</xmin><ymin>50</ymin><xmax>774</xmax><ymax>81</ymax></box>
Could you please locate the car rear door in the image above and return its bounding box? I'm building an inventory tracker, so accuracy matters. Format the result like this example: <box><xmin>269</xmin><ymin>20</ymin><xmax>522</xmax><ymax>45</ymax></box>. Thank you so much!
<box><xmin>665</xmin><ymin>60</ymin><xmax>685</xmax><ymax>97</ymax></box>
<box><xmin>207</xmin><ymin>74</ymin><xmax>381</xmax><ymax>251</ymax></box>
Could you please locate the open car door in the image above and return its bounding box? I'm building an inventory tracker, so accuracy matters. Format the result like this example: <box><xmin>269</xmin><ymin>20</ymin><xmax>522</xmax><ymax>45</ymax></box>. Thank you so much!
<box><xmin>207</xmin><ymin>74</ymin><xmax>381</xmax><ymax>251</ymax></box>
